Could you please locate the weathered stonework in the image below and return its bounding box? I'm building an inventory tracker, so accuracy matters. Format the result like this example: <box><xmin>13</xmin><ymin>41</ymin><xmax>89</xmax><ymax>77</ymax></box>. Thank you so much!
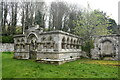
<box><xmin>14</xmin><ymin>26</ymin><xmax>120</xmax><ymax>64</ymax></box>
<box><xmin>14</xmin><ymin>27</ymin><xmax>82</xmax><ymax>64</ymax></box>
<box><xmin>91</xmin><ymin>35</ymin><xmax>120</xmax><ymax>60</ymax></box>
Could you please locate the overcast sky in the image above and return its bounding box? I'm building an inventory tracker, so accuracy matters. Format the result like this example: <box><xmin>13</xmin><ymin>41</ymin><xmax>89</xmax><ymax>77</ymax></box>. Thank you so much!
<box><xmin>45</xmin><ymin>0</ymin><xmax>119</xmax><ymax>24</ymax></box>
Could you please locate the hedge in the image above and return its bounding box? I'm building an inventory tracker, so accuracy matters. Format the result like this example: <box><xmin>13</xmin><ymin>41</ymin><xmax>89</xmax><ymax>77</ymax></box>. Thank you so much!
<box><xmin>0</xmin><ymin>36</ymin><xmax>14</xmax><ymax>43</ymax></box>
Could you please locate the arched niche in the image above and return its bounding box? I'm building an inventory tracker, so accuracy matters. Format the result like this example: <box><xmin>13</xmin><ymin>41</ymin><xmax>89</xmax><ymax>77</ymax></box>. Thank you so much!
<box><xmin>73</xmin><ymin>39</ymin><xmax>75</xmax><ymax>44</ymax></box>
<box><xmin>27</xmin><ymin>33</ymin><xmax>38</xmax><ymax>43</ymax></box>
<box><xmin>62</xmin><ymin>37</ymin><xmax>66</xmax><ymax>43</ymax></box>
<box><xmin>74</xmin><ymin>40</ymin><xmax>77</xmax><ymax>49</ymax></box>
<box><xmin>27</xmin><ymin>33</ymin><xmax>38</xmax><ymax>51</ymax></box>
<box><xmin>21</xmin><ymin>38</ymin><xmax>25</xmax><ymax>43</ymax></box>
<box><xmin>46</xmin><ymin>36</ymin><xmax>54</xmax><ymax>49</ymax></box>
<box><xmin>15</xmin><ymin>44</ymin><xmax>19</xmax><ymax>50</ymax></box>
<box><xmin>61</xmin><ymin>37</ymin><xmax>66</xmax><ymax>49</ymax></box>
<box><xmin>48</xmin><ymin>36</ymin><xmax>53</xmax><ymax>41</ymax></box>
<box><xmin>99</xmin><ymin>38</ymin><xmax>116</xmax><ymax>59</ymax></box>
<box><xmin>21</xmin><ymin>39</ymin><xmax>25</xmax><ymax>49</ymax></box>
<box><xmin>67</xmin><ymin>37</ymin><xmax>70</xmax><ymax>49</ymax></box>
<box><xmin>71</xmin><ymin>38</ymin><xmax>73</xmax><ymax>44</ymax></box>
<box><xmin>67</xmin><ymin>37</ymin><xmax>70</xmax><ymax>43</ymax></box>
<box><xmin>100</xmin><ymin>40</ymin><xmax>113</xmax><ymax>54</ymax></box>
<box><xmin>41</xmin><ymin>36</ymin><xmax>46</xmax><ymax>41</ymax></box>
<box><xmin>16</xmin><ymin>39</ymin><xmax>20</xmax><ymax>43</ymax></box>
<box><xmin>73</xmin><ymin>39</ymin><xmax>76</xmax><ymax>49</ymax></box>
<box><xmin>70</xmin><ymin>38</ymin><xmax>73</xmax><ymax>49</ymax></box>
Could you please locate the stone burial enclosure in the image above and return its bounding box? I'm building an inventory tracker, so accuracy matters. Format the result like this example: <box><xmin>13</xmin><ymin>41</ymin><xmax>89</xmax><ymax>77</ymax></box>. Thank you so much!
<box><xmin>14</xmin><ymin>27</ymin><xmax>82</xmax><ymax>65</ymax></box>
<box><xmin>14</xmin><ymin>26</ymin><xmax>120</xmax><ymax>65</ymax></box>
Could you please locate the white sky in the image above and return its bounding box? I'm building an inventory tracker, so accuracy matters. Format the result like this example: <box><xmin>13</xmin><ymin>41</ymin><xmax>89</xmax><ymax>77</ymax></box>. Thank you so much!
<box><xmin>45</xmin><ymin>0</ymin><xmax>119</xmax><ymax>24</ymax></box>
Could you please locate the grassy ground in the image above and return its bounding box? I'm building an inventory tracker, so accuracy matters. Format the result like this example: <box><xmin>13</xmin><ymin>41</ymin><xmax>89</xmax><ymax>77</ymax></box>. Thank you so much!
<box><xmin>2</xmin><ymin>52</ymin><xmax>119</xmax><ymax>78</ymax></box>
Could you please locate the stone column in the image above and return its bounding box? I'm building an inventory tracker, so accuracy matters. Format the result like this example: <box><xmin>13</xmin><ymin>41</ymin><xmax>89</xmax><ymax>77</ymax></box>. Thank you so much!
<box><xmin>115</xmin><ymin>47</ymin><xmax>119</xmax><ymax>60</ymax></box>
<box><xmin>27</xmin><ymin>44</ymin><xmax>29</xmax><ymax>52</ymax></box>
<box><xmin>54</xmin><ymin>36</ymin><xmax>62</xmax><ymax>52</ymax></box>
<box><xmin>25</xmin><ymin>43</ymin><xmax>30</xmax><ymax>52</ymax></box>
<box><xmin>57</xmin><ymin>41</ymin><xmax>62</xmax><ymax>51</ymax></box>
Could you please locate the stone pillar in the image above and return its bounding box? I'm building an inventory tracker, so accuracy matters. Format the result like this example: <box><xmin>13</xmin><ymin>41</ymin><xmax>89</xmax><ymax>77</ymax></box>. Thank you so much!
<box><xmin>25</xmin><ymin>43</ymin><xmax>30</xmax><ymax>52</ymax></box>
<box><xmin>115</xmin><ymin>47</ymin><xmax>119</xmax><ymax>60</ymax></box>
<box><xmin>54</xmin><ymin>36</ymin><xmax>62</xmax><ymax>51</ymax></box>
<box><xmin>37</xmin><ymin>43</ymin><xmax>41</xmax><ymax>51</ymax></box>
<box><xmin>68</xmin><ymin>44</ymin><xmax>71</xmax><ymax>49</ymax></box>
<box><xmin>57</xmin><ymin>41</ymin><xmax>62</xmax><ymax>51</ymax></box>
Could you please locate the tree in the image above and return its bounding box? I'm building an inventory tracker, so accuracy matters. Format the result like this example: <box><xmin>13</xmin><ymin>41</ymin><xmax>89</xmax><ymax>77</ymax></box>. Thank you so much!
<box><xmin>35</xmin><ymin>11</ymin><xmax>42</xmax><ymax>26</ymax></box>
<box><xmin>67</xmin><ymin>4</ymin><xmax>80</xmax><ymax>33</ymax></box>
<box><xmin>0</xmin><ymin>1</ymin><xmax>3</xmax><ymax>35</ymax></box>
<box><xmin>1</xmin><ymin>2</ymin><xmax>8</xmax><ymax>35</ymax></box>
<box><xmin>49</xmin><ymin>1</ymin><xmax>69</xmax><ymax>30</ymax></box>
<box><xmin>21</xmin><ymin>3</ymin><xmax>25</xmax><ymax>34</ymax></box>
<box><xmin>74</xmin><ymin>9</ymin><xmax>112</xmax><ymax>58</ymax></box>
<box><xmin>20</xmin><ymin>1</ymin><xmax>46</xmax><ymax>33</ymax></box>
<box><xmin>20</xmin><ymin>2</ymin><xmax>32</xmax><ymax>33</ymax></box>
<box><xmin>1</xmin><ymin>2</ymin><xmax>19</xmax><ymax>35</ymax></box>
<box><xmin>34</xmin><ymin>1</ymin><xmax>46</xmax><ymax>29</ymax></box>
<box><xmin>108</xmin><ymin>18</ymin><xmax>119</xmax><ymax>34</ymax></box>
<box><xmin>21</xmin><ymin>2</ymin><xmax>36</xmax><ymax>30</ymax></box>
<box><xmin>11</xmin><ymin>2</ymin><xmax>18</xmax><ymax>35</ymax></box>
<box><xmin>1</xmin><ymin>1</ymin><xmax>3</xmax><ymax>27</ymax></box>
<box><xmin>74</xmin><ymin>9</ymin><xmax>112</xmax><ymax>40</ymax></box>
<box><xmin>24</xmin><ymin>2</ymin><xmax>30</xmax><ymax>30</ymax></box>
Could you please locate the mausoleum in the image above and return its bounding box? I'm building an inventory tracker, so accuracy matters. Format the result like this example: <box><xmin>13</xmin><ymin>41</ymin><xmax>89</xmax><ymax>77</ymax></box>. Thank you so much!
<box><xmin>14</xmin><ymin>26</ymin><xmax>82</xmax><ymax>64</ymax></box>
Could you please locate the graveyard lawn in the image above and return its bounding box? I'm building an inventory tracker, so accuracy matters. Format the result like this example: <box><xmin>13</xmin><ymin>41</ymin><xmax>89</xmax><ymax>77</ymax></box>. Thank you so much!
<box><xmin>2</xmin><ymin>52</ymin><xmax>119</xmax><ymax>78</ymax></box>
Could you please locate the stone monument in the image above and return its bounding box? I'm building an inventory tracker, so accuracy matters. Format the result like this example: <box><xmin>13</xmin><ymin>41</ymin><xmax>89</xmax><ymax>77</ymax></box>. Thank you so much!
<box><xmin>14</xmin><ymin>26</ymin><xmax>82</xmax><ymax>64</ymax></box>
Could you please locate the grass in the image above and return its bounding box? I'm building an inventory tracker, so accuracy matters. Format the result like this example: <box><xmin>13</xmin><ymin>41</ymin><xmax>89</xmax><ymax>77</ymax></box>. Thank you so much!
<box><xmin>2</xmin><ymin>52</ymin><xmax>119</xmax><ymax>78</ymax></box>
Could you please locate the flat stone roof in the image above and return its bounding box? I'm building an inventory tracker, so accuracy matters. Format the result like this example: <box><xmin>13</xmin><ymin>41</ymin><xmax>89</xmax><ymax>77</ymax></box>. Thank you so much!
<box><xmin>39</xmin><ymin>30</ymin><xmax>82</xmax><ymax>39</ymax></box>
<box><xmin>14</xmin><ymin>34</ymin><xmax>25</xmax><ymax>38</ymax></box>
<box><xmin>13</xmin><ymin>30</ymin><xmax>82</xmax><ymax>39</ymax></box>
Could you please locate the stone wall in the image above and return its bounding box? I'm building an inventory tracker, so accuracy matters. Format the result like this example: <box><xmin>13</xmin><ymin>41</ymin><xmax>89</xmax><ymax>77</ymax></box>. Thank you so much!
<box><xmin>0</xmin><ymin>43</ymin><xmax>14</xmax><ymax>52</ymax></box>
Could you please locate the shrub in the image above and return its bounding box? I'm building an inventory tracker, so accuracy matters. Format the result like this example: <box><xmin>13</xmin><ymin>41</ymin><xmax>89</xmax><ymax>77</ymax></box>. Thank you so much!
<box><xmin>81</xmin><ymin>40</ymin><xmax>94</xmax><ymax>58</ymax></box>
<box><xmin>1</xmin><ymin>36</ymin><xmax>14</xmax><ymax>43</ymax></box>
